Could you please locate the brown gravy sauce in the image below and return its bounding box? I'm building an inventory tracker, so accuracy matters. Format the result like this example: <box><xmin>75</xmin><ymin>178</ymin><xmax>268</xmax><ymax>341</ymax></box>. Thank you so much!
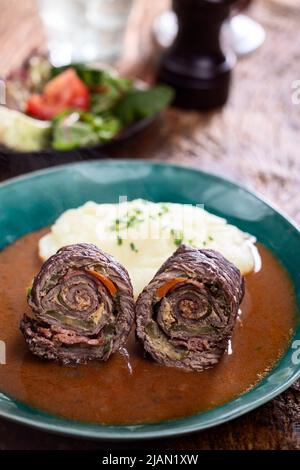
<box><xmin>0</xmin><ymin>228</ymin><xmax>296</xmax><ymax>425</ymax></box>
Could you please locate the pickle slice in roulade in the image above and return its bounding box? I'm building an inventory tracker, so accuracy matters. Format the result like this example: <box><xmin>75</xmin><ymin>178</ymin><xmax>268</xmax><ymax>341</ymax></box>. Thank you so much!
<box><xmin>136</xmin><ymin>245</ymin><xmax>244</xmax><ymax>371</ymax></box>
<box><xmin>20</xmin><ymin>243</ymin><xmax>134</xmax><ymax>364</ymax></box>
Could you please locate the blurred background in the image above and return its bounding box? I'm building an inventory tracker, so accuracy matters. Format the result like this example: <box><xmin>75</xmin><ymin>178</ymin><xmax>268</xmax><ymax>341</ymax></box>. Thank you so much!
<box><xmin>1</xmin><ymin>0</ymin><xmax>298</xmax><ymax>213</ymax></box>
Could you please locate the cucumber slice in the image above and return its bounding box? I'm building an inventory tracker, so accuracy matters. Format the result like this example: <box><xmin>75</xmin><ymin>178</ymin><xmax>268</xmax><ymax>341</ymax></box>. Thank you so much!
<box><xmin>0</xmin><ymin>106</ymin><xmax>51</xmax><ymax>151</ymax></box>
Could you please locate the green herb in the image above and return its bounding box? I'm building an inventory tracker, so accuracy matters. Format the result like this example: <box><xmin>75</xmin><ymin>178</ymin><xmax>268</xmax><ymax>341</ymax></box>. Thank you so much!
<box><xmin>110</xmin><ymin>218</ymin><xmax>121</xmax><ymax>232</ymax></box>
<box><xmin>158</xmin><ymin>204</ymin><xmax>170</xmax><ymax>217</ymax></box>
<box><xmin>126</xmin><ymin>214</ymin><xmax>144</xmax><ymax>228</ymax></box>
<box><xmin>113</xmin><ymin>85</ymin><xmax>174</xmax><ymax>125</ymax></box>
<box><xmin>110</xmin><ymin>212</ymin><xmax>143</xmax><ymax>232</ymax></box>
<box><xmin>134</xmin><ymin>208</ymin><xmax>143</xmax><ymax>215</ymax></box>
<box><xmin>117</xmin><ymin>236</ymin><xmax>123</xmax><ymax>246</ymax></box>
<box><xmin>170</xmin><ymin>229</ymin><xmax>184</xmax><ymax>247</ymax></box>
<box><xmin>52</xmin><ymin>110</ymin><xmax>121</xmax><ymax>150</ymax></box>
<box><xmin>103</xmin><ymin>343</ymin><xmax>111</xmax><ymax>354</ymax></box>
<box><xmin>27</xmin><ymin>286</ymin><xmax>32</xmax><ymax>297</ymax></box>
<box><xmin>203</xmin><ymin>235</ymin><xmax>214</xmax><ymax>246</ymax></box>
<box><xmin>126</xmin><ymin>215</ymin><xmax>136</xmax><ymax>228</ymax></box>
<box><xmin>130</xmin><ymin>242</ymin><xmax>138</xmax><ymax>253</ymax></box>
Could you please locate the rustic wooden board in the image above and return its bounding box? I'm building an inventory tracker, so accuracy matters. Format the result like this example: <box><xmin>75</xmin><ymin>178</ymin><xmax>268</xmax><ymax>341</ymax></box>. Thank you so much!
<box><xmin>0</xmin><ymin>0</ymin><xmax>299</xmax><ymax>449</ymax></box>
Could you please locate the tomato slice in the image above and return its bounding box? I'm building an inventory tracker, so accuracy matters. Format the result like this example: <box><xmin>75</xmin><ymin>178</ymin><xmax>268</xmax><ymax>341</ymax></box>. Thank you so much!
<box><xmin>26</xmin><ymin>68</ymin><xmax>90</xmax><ymax>120</ymax></box>
<box><xmin>26</xmin><ymin>95</ymin><xmax>65</xmax><ymax>120</ymax></box>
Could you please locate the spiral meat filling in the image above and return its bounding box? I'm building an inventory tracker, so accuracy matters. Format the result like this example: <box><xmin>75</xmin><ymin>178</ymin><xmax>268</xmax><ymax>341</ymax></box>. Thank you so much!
<box><xmin>20</xmin><ymin>243</ymin><xmax>134</xmax><ymax>364</ymax></box>
<box><xmin>136</xmin><ymin>245</ymin><xmax>244</xmax><ymax>371</ymax></box>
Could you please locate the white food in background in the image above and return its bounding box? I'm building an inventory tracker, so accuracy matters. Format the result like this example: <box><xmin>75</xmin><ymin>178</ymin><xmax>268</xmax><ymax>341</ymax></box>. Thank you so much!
<box><xmin>39</xmin><ymin>199</ymin><xmax>257</xmax><ymax>297</ymax></box>
<box><xmin>0</xmin><ymin>106</ymin><xmax>51</xmax><ymax>151</ymax></box>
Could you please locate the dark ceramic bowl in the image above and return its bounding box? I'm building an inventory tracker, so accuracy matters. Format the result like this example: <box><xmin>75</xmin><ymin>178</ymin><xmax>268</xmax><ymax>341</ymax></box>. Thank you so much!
<box><xmin>0</xmin><ymin>114</ymin><xmax>157</xmax><ymax>177</ymax></box>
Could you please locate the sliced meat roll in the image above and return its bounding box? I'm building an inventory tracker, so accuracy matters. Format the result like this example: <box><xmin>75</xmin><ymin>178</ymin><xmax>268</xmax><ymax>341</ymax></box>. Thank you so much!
<box><xmin>20</xmin><ymin>243</ymin><xmax>134</xmax><ymax>364</ymax></box>
<box><xmin>136</xmin><ymin>245</ymin><xmax>244</xmax><ymax>371</ymax></box>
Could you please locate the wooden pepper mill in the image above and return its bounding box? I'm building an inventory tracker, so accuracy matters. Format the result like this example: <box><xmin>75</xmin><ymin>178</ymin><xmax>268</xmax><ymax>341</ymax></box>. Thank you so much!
<box><xmin>157</xmin><ymin>0</ymin><xmax>237</xmax><ymax>110</ymax></box>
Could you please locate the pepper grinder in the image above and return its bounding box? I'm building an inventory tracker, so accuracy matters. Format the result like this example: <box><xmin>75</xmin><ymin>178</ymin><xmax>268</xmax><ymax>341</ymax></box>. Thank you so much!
<box><xmin>157</xmin><ymin>0</ymin><xmax>237</xmax><ymax>110</ymax></box>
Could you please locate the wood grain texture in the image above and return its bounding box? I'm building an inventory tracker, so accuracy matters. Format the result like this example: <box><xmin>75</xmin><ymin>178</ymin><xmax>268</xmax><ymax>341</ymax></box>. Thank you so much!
<box><xmin>0</xmin><ymin>0</ymin><xmax>299</xmax><ymax>450</ymax></box>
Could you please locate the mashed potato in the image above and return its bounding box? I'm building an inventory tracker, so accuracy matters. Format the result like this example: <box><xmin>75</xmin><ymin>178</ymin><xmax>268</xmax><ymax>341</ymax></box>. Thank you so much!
<box><xmin>39</xmin><ymin>199</ymin><xmax>257</xmax><ymax>297</ymax></box>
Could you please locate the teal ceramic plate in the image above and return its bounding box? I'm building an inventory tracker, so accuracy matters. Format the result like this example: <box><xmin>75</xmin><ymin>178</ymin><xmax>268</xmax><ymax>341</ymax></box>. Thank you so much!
<box><xmin>0</xmin><ymin>160</ymin><xmax>299</xmax><ymax>440</ymax></box>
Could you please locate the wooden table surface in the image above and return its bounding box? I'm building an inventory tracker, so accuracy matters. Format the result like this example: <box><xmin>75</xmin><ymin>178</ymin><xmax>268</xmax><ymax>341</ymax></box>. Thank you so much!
<box><xmin>0</xmin><ymin>0</ymin><xmax>300</xmax><ymax>450</ymax></box>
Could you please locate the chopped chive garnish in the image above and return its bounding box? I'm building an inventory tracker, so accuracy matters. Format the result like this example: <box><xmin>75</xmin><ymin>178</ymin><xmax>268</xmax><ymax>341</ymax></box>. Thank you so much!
<box><xmin>126</xmin><ymin>215</ymin><xmax>137</xmax><ymax>228</ymax></box>
<box><xmin>130</xmin><ymin>242</ymin><xmax>138</xmax><ymax>252</ymax></box>
<box><xmin>110</xmin><ymin>218</ymin><xmax>121</xmax><ymax>232</ymax></box>
<box><xmin>110</xmin><ymin>212</ymin><xmax>144</xmax><ymax>232</ymax></box>
<box><xmin>158</xmin><ymin>204</ymin><xmax>170</xmax><ymax>217</ymax></box>
<box><xmin>170</xmin><ymin>229</ymin><xmax>184</xmax><ymax>247</ymax></box>
<box><xmin>27</xmin><ymin>287</ymin><xmax>32</xmax><ymax>297</ymax></box>
<box><xmin>117</xmin><ymin>236</ymin><xmax>123</xmax><ymax>246</ymax></box>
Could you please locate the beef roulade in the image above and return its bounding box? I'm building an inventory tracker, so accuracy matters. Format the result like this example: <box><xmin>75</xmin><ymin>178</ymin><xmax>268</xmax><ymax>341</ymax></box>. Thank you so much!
<box><xmin>21</xmin><ymin>243</ymin><xmax>134</xmax><ymax>364</ymax></box>
<box><xmin>136</xmin><ymin>245</ymin><xmax>244</xmax><ymax>371</ymax></box>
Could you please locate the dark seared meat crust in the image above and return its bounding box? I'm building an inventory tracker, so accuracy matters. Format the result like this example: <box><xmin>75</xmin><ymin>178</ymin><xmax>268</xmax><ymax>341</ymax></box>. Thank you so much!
<box><xmin>20</xmin><ymin>243</ymin><xmax>134</xmax><ymax>364</ymax></box>
<box><xmin>136</xmin><ymin>245</ymin><xmax>244</xmax><ymax>372</ymax></box>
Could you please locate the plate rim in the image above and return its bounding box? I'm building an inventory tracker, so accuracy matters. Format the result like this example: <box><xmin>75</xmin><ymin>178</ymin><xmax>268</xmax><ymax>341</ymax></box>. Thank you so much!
<box><xmin>0</xmin><ymin>159</ymin><xmax>299</xmax><ymax>440</ymax></box>
<box><xmin>1</xmin><ymin>158</ymin><xmax>299</xmax><ymax>234</ymax></box>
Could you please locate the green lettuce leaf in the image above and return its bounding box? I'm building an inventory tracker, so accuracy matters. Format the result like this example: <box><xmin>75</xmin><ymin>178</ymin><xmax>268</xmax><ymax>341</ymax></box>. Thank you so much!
<box><xmin>113</xmin><ymin>85</ymin><xmax>174</xmax><ymax>125</ymax></box>
<box><xmin>52</xmin><ymin>110</ymin><xmax>122</xmax><ymax>150</ymax></box>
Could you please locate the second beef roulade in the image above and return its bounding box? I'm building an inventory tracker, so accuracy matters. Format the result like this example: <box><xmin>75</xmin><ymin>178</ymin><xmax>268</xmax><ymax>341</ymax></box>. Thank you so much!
<box><xmin>136</xmin><ymin>245</ymin><xmax>244</xmax><ymax>371</ymax></box>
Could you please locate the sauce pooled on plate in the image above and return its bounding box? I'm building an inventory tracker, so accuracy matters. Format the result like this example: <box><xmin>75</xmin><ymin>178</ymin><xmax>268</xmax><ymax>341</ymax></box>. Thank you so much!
<box><xmin>0</xmin><ymin>228</ymin><xmax>296</xmax><ymax>425</ymax></box>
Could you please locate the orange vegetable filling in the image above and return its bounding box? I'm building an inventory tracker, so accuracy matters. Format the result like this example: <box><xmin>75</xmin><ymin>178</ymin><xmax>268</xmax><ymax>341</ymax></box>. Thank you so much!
<box><xmin>156</xmin><ymin>277</ymin><xmax>187</xmax><ymax>299</ymax></box>
<box><xmin>87</xmin><ymin>270</ymin><xmax>118</xmax><ymax>297</ymax></box>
